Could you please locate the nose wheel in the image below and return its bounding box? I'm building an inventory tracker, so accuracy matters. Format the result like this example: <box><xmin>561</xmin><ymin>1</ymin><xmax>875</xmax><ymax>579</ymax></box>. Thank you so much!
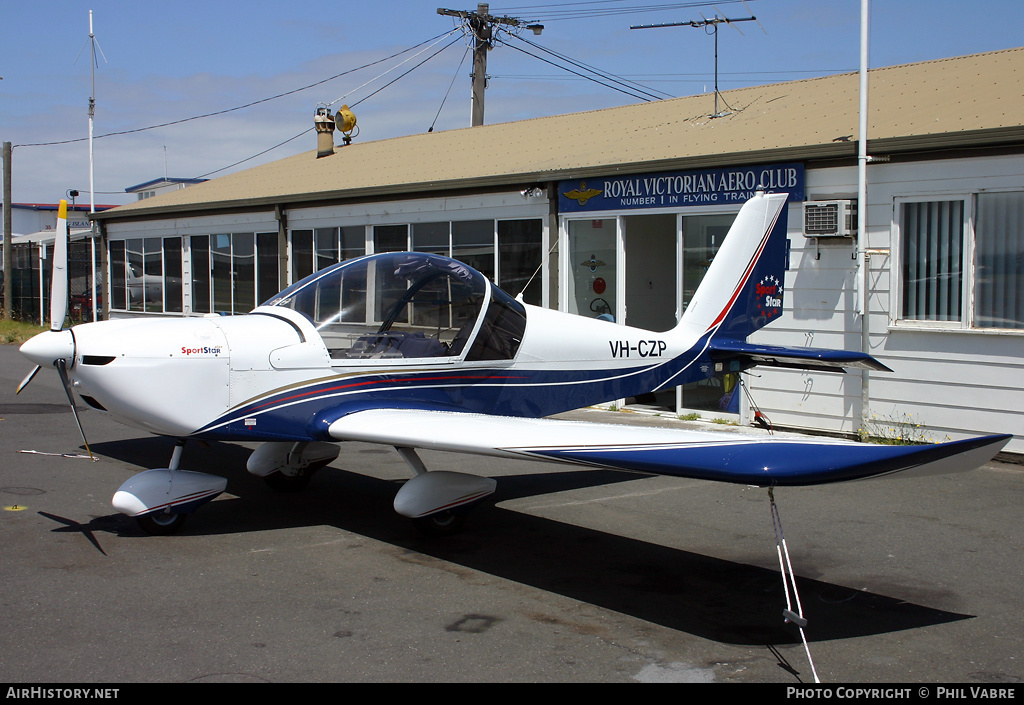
<box><xmin>136</xmin><ymin>511</ymin><xmax>188</xmax><ymax>536</ymax></box>
<box><xmin>411</xmin><ymin>509</ymin><xmax>467</xmax><ymax>537</ymax></box>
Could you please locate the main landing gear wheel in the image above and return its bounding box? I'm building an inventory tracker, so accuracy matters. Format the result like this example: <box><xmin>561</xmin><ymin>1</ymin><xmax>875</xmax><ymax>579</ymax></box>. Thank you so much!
<box><xmin>263</xmin><ymin>469</ymin><xmax>314</xmax><ymax>492</ymax></box>
<box><xmin>262</xmin><ymin>456</ymin><xmax>333</xmax><ymax>492</ymax></box>
<box><xmin>411</xmin><ymin>510</ymin><xmax>467</xmax><ymax>537</ymax></box>
<box><xmin>136</xmin><ymin>511</ymin><xmax>188</xmax><ymax>536</ymax></box>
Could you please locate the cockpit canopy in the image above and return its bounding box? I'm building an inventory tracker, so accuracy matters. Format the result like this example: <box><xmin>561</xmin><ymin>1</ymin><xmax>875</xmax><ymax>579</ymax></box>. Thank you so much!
<box><xmin>263</xmin><ymin>252</ymin><xmax>527</xmax><ymax>361</ymax></box>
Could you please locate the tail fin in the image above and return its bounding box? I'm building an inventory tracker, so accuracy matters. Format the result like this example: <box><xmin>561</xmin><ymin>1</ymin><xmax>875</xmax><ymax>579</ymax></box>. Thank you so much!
<box><xmin>676</xmin><ymin>191</ymin><xmax>789</xmax><ymax>340</ymax></box>
<box><xmin>677</xmin><ymin>192</ymin><xmax>889</xmax><ymax>372</ymax></box>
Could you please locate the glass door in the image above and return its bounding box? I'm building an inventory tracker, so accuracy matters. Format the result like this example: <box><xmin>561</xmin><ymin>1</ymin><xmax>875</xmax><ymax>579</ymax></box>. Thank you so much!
<box><xmin>678</xmin><ymin>212</ymin><xmax>740</xmax><ymax>416</ymax></box>
<box><xmin>566</xmin><ymin>218</ymin><xmax>617</xmax><ymax>322</ymax></box>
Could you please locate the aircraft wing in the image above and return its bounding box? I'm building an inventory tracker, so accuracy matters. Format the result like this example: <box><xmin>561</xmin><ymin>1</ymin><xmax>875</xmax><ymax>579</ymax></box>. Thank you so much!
<box><xmin>327</xmin><ymin>409</ymin><xmax>1008</xmax><ymax>487</ymax></box>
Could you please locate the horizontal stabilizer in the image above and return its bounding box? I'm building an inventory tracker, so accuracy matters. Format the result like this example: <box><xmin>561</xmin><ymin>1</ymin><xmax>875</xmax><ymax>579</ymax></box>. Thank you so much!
<box><xmin>709</xmin><ymin>340</ymin><xmax>892</xmax><ymax>372</ymax></box>
<box><xmin>327</xmin><ymin>409</ymin><xmax>1007</xmax><ymax>487</ymax></box>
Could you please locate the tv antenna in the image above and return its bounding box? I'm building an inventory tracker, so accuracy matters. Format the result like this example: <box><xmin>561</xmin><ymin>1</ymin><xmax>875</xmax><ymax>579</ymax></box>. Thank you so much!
<box><xmin>74</xmin><ymin>10</ymin><xmax>107</xmax><ymax>214</ymax></box>
<box><xmin>632</xmin><ymin>4</ymin><xmax>765</xmax><ymax>118</ymax></box>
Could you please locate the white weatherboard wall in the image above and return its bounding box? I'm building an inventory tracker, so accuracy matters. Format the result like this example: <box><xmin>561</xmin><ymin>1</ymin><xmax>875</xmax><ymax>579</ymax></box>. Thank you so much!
<box><xmin>748</xmin><ymin>155</ymin><xmax>1024</xmax><ymax>454</ymax></box>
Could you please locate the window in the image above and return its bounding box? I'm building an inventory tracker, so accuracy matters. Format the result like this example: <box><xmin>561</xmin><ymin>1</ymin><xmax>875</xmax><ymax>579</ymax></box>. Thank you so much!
<box><xmin>191</xmin><ymin>235</ymin><xmax>210</xmax><ymax>314</ymax></box>
<box><xmin>110</xmin><ymin>240</ymin><xmax>127</xmax><ymax>311</ymax></box>
<box><xmin>900</xmin><ymin>199</ymin><xmax>964</xmax><ymax>323</ymax></box>
<box><xmin>291</xmin><ymin>229</ymin><xmax>314</xmax><ymax>282</ymax></box>
<box><xmin>374</xmin><ymin>224</ymin><xmax>408</xmax><ymax>253</ymax></box>
<box><xmin>256</xmin><ymin>232</ymin><xmax>280</xmax><ymax>304</ymax></box>
<box><xmin>452</xmin><ymin>220</ymin><xmax>494</xmax><ymax>280</ymax></box>
<box><xmin>498</xmin><ymin>219</ymin><xmax>543</xmax><ymax>305</ymax></box>
<box><xmin>293</xmin><ymin>218</ymin><xmax>542</xmax><ymax>304</ymax></box>
<box><xmin>190</xmin><ymin>232</ymin><xmax>277</xmax><ymax>315</ymax></box>
<box><xmin>975</xmin><ymin>192</ymin><xmax>1024</xmax><ymax>329</ymax></box>
<box><xmin>898</xmin><ymin>192</ymin><xmax>1024</xmax><ymax>330</ymax></box>
<box><xmin>109</xmin><ymin>237</ymin><xmax>171</xmax><ymax>313</ymax></box>
<box><xmin>163</xmin><ymin>237</ymin><xmax>183</xmax><ymax>313</ymax></box>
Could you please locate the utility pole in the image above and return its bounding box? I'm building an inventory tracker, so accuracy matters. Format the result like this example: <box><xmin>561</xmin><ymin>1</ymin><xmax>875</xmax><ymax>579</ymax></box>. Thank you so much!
<box><xmin>437</xmin><ymin>4</ymin><xmax>542</xmax><ymax>126</ymax></box>
<box><xmin>632</xmin><ymin>12</ymin><xmax>760</xmax><ymax>118</ymax></box>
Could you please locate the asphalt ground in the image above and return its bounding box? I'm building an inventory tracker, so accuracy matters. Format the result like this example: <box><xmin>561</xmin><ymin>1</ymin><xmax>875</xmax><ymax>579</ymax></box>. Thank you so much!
<box><xmin>1</xmin><ymin>342</ymin><xmax>1022</xmax><ymax>685</ymax></box>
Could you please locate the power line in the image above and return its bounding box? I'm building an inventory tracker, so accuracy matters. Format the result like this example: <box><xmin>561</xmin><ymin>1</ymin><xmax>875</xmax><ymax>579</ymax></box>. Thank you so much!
<box><xmin>502</xmin><ymin>41</ymin><xmax>652</xmax><ymax>101</ymax></box>
<box><xmin>492</xmin><ymin>1</ymin><xmax>749</xmax><ymax>22</ymax></box>
<box><xmin>430</xmin><ymin>46</ymin><xmax>472</xmax><ymax>132</ymax></box>
<box><xmin>509</xmin><ymin>33</ymin><xmax>672</xmax><ymax>100</ymax></box>
<box><xmin>196</xmin><ymin>33</ymin><xmax>462</xmax><ymax>178</ymax></box>
<box><xmin>14</xmin><ymin>31</ymin><xmax>459</xmax><ymax>149</ymax></box>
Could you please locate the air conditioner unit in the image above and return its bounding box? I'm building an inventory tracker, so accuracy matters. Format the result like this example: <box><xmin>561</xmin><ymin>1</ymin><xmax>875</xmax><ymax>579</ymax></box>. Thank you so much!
<box><xmin>803</xmin><ymin>200</ymin><xmax>856</xmax><ymax>238</ymax></box>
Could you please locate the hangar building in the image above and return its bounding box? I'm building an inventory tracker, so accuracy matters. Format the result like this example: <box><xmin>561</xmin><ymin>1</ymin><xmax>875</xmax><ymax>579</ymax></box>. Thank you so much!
<box><xmin>92</xmin><ymin>47</ymin><xmax>1024</xmax><ymax>452</ymax></box>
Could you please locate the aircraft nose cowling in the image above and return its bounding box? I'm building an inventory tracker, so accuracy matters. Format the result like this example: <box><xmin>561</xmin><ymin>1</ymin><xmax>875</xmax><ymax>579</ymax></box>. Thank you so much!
<box><xmin>20</xmin><ymin>329</ymin><xmax>75</xmax><ymax>367</ymax></box>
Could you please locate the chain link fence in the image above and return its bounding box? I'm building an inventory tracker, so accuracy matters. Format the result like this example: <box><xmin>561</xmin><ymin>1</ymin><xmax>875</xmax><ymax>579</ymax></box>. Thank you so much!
<box><xmin>2</xmin><ymin>238</ymin><xmax>102</xmax><ymax>325</ymax></box>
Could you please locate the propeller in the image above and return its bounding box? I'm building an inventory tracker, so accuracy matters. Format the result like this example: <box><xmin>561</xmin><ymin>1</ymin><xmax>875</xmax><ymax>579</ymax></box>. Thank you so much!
<box><xmin>15</xmin><ymin>200</ymin><xmax>94</xmax><ymax>460</ymax></box>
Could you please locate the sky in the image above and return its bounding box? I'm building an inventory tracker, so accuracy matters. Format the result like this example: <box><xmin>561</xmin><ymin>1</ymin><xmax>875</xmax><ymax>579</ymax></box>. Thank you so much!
<box><xmin>2</xmin><ymin>0</ymin><xmax>1023</xmax><ymax>206</ymax></box>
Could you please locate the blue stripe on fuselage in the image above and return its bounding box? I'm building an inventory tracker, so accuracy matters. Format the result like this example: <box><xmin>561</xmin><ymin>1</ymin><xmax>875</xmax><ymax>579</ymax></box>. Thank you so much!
<box><xmin>191</xmin><ymin>332</ymin><xmax>719</xmax><ymax>442</ymax></box>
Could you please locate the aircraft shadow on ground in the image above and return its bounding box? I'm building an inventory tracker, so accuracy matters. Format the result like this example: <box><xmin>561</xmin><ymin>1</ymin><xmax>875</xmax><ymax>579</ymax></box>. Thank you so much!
<box><xmin>68</xmin><ymin>435</ymin><xmax>971</xmax><ymax>647</ymax></box>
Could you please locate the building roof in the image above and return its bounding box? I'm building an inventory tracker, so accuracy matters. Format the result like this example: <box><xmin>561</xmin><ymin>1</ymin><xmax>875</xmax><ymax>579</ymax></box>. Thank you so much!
<box><xmin>96</xmin><ymin>47</ymin><xmax>1024</xmax><ymax>222</ymax></box>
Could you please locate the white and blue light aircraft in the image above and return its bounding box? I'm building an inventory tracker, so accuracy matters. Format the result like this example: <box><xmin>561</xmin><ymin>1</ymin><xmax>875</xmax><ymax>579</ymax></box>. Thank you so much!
<box><xmin>17</xmin><ymin>193</ymin><xmax>1010</xmax><ymax>536</ymax></box>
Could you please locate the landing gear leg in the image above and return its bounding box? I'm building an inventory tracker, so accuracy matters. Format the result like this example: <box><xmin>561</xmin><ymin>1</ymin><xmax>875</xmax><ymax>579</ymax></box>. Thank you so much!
<box><xmin>136</xmin><ymin>440</ymin><xmax>188</xmax><ymax>536</ymax></box>
<box><xmin>247</xmin><ymin>441</ymin><xmax>338</xmax><ymax>491</ymax></box>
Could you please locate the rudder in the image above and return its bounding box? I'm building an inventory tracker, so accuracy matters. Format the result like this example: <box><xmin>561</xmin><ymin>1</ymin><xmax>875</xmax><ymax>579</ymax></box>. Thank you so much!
<box><xmin>675</xmin><ymin>191</ymin><xmax>789</xmax><ymax>341</ymax></box>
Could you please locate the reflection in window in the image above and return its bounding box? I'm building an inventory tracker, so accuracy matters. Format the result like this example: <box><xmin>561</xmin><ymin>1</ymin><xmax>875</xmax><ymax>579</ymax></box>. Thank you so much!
<box><xmin>212</xmin><ymin>234</ymin><xmax>232</xmax><ymax>314</ymax></box>
<box><xmin>975</xmin><ymin>192</ymin><xmax>1024</xmax><ymax>329</ymax></box>
<box><xmin>453</xmin><ymin>220</ymin><xmax>494</xmax><ymax>280</ymax></box>
<box><xmin>144</xmin><ymin>238</ymin><xmax>164</xmax><ymax>313</ymax></box>
<box><xmin>164</xmin><ymin>237</ymin><xmax>183</xmax><ymax>313</ymax></box>
<box><xmin>315</xmin><ymin>227</ymin><xmax>337</xmax><ymax>271</ymax></box>
<box><xmin>498</xmin><ymin>219</ymin><xmax>542</xmax><ymax>305</ymax></box>
<box><xmin>412</xmin><ymin>222</ymin><xmax>449</xmax><ymax>256</ymax></box>
<box><xmin>567</xmin><ymin>219</ymin><xmax>616</xmax><ymax>320</ymax></box>
<box><xmin>233</xmin><ymin>232</ymin><xmax>255</xmax><ymax>313</ymax></box>
<box><xmin>256</xmin><ymin>232</ymin><xmax>280</xmax><ymax>304</ymax></box>
<box><xmin>340</xmin><ymin>226</ymin><xmax>365</xmax><ymax>261</ymax></box>
<box><xmin>109</xmin><ymin>240</ymin><xmax>127</xmax><ymax>311</ymax></box>
<box><xmin>292</xmin><ymin>229</ymin><xmax>314</xmax><ymax>283</ymax></box>
<box><xmin>374</xmin><ymin>224</ymin><xmax>408</xmax><ymax>253</ymax></box>
<box><xmin>191</xmin><ymin>235</ymin><xmax>210</xmax><ymax>314</ymax></box>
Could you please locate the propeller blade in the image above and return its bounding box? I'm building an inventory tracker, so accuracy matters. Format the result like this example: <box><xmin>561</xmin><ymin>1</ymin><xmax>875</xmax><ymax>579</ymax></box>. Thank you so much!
<box><xmin>50</xmin><ymin>200</ymin><xmax>69</xmax><ymax>332</ymax></box>
<box><xmin>16</xmin><ymin>365</ymin><xmax>42</xmax><ymax>395</ymax></box>
<box><xmin>55</xmin><ymin>357</ymin><xmax>94</xmax><ymax>461</ymax></box>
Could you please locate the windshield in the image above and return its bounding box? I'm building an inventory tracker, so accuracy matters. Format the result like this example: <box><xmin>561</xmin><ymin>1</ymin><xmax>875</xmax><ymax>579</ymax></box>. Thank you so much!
<box><xmin>264</xmin><ymin>252</ymin><xmax>492</xmax><ymax>360</ymax></box>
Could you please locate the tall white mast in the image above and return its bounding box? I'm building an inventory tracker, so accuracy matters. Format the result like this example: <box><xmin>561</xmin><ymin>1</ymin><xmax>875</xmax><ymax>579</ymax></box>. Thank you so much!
<box><xmin>88</xmin><ymin>10</ymin><xmax>96</xmax><ymax>216</ymax></box>
<box><xmin>85</xmin><ymin>10</ymin><xmax>105</xmax><ymax>321</ymax></box>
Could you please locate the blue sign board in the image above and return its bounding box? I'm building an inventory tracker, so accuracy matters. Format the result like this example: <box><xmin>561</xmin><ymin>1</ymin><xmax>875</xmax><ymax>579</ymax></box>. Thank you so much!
<box><xmin>558</xmin><ymin>162</ymin><xmax>805</xmax><ymax>213</ymax></box>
